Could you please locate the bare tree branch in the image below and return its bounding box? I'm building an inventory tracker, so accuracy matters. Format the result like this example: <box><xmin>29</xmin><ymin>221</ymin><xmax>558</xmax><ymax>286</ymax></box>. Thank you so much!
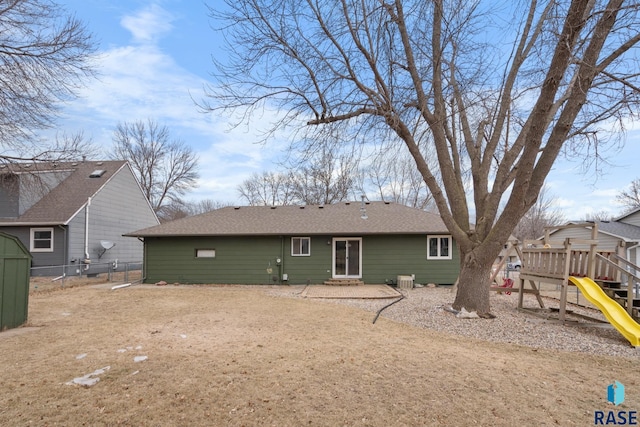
<box><xmin>0</xmin><ymin>0</ymin><xmax>96</xmax><ymax>149</ymax></box>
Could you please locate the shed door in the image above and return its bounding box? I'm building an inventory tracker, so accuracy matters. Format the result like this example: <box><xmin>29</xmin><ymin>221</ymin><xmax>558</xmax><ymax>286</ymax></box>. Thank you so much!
<box><xmin>333</xmin><ymin>238</ymin><xmax>362</xmax><ymax>278</ymax></box>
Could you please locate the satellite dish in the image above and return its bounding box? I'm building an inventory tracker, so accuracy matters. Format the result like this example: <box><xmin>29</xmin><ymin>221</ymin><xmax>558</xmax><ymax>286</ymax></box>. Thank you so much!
<box><xmin>100</xmin><ymin>241</ymin><xmax>115</xmax><ymax>250</ymax></box>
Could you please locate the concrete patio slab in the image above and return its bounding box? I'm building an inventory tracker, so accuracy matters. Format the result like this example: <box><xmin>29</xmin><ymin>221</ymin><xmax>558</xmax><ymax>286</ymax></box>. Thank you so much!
<box><xmin>301</xmin><ymin>284</ymin><xmax>401</xmax><ymax>299</ymax></box>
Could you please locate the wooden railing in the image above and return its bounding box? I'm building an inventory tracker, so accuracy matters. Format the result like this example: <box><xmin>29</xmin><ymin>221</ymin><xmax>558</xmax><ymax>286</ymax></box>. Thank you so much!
<box><xmin>521</xmin><ymin>244</ymin><xmax>620</xmax><ymax>280</ymax></box>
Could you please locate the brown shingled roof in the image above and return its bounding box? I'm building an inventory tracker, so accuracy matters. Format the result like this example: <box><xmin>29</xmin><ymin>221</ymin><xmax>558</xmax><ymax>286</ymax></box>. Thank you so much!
<box><xmin>126</xmin><ymin>201</ymin><xmax>449</xmax><ymax>237</ymax></box>
<box><xmin>0</xmin><ymin>160</ymin><xmax>128</xmax><ymax>225</ymax></box>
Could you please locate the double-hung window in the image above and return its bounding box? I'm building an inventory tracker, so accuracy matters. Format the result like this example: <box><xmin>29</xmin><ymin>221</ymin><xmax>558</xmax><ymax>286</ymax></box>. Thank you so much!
<box><xmin>291</xmin><ymin>237</ymin><xmax>310</xmax><ymax>256</ymax></box>
<box><xmin>30</xmin><ymin>227</ymin><xmax>54</xmax><ymax>252</ymax></box>
<box><xmin>427</xmin><ymin>235</ymin><xmax>452</xmax><ymax>260</ymax></box>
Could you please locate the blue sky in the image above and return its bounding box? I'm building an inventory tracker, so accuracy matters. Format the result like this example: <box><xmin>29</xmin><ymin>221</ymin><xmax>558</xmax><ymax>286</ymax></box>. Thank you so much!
<box><xmin>55</xmin><ymin>0</ymin><xmax>640</xmax><ymax>219</ymax></box>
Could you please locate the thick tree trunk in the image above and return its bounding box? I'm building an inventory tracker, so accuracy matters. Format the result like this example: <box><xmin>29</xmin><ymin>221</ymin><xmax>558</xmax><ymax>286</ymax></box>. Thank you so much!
<box><xmin>452</xmin><ymin>251</ymin><xmax>495</xmax><ymax>318</ymax></box>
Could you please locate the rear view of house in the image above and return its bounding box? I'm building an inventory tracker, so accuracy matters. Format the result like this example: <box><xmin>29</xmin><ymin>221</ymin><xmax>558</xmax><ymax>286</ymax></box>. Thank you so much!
<box><xmin>0</xmin><ymin>160</ymin><xmax>159</xmax><ymax>275</ymax></box>
<box><xmin>127</xmin><ymin>201</ymin><xmax>460</xmax><ymax>286</ymax></box>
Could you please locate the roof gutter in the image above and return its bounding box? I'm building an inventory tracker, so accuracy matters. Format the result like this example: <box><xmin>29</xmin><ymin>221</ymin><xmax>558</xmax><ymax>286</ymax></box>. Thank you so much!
<box><xmin>0</xmin><ymin>221</ymin><xmax>66</xmax><ymax>227</ymax></box>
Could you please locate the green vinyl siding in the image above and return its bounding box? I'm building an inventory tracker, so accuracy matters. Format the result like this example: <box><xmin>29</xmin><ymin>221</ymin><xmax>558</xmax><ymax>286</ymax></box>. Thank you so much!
<box><xmin>360</xmin><ymin>235</ymin><xmax>459</xmax><ymax>285</ymax></box>
<box><xmin>283</xmin><ymin>236</ymin><xmax>333</xmax><ymax>284</ymax></box>
<box><xmin>143</xmin><ymin>234</ymin><xmax>459</xmax><ymax>285</ymax></box>
<box><xmin>145</xmin><ymin>236</ymin><xmax>284</xmax><ymax>284</ymax></box>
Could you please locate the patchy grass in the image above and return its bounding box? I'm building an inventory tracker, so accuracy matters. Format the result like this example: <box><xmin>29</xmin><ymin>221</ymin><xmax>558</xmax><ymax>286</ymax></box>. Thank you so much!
<box><xmin>1</xmin><ymin>285</ymin><xmax>637</xmax><ymax>426</ymax></box>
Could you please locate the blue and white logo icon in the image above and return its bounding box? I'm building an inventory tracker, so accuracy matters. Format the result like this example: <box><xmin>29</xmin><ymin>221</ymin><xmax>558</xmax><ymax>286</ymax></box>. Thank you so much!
<box><xmin>608</xmin><ymin>381</ymin><xmax>625</xmax><ymax>406</ymax></box>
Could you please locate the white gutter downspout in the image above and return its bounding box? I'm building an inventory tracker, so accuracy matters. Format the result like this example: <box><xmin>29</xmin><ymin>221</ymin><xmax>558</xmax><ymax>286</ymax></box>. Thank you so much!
<box><xmin>627</xmin><ymin>242</ymin><xmax>640</xmax><ymax>275</ymax></box>
<box><xmin>84</xmin><ymin>197</ymin><xmax>91</xmax><ymax>262</ymax></box>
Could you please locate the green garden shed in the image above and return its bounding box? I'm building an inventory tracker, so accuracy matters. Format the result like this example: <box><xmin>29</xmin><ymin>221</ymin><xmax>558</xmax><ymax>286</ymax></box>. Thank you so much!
<box><xmin>0</xmin><ymin>231</ymin><xmax>32</xmax><ymax>330</ymax></box>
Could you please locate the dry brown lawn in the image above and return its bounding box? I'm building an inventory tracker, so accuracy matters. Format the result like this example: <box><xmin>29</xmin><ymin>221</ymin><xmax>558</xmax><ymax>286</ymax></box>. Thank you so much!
<box><xmin>1</xmin><ymin>284</ymin><xmax>638</xmax><ymax>426</ymax></box>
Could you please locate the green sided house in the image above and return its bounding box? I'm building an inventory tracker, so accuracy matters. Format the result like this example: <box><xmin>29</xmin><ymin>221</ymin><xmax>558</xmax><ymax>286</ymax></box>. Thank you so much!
<box><xmin>126</xmin><ymin>201</ymin><xmax>460</xmax><ymax>286</ymax></box>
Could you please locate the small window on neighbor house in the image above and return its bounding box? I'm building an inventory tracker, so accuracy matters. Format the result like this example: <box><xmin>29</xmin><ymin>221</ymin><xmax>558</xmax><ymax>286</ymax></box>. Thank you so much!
<box><xmin>195</xmin><ymin>249</ymin><xmax>216</xmax><ymax>258</ymax></box>
<box><xmin>291</xmin><ymin>237</ymin><xmax>310</xmax><ymax>256</ymax></box>
<box><xmin>31</xmin><ymin>228</ymin><xmax>54</xmax><ymax>252</ymax></box>
<box><xmin>427</xmin><ymin>235</ymin><xmax>452</xmax><ymax>260</ymax></box>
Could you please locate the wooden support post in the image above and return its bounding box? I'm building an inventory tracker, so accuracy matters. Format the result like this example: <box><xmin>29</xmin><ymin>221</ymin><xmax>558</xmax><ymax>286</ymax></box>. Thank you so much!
<box><xmin>619</xmin><ymin>242</ymin><xmax>634</xmax><ymax>316</ymax></box>
<box><xmin>518</xmin><ymin>276</ymin><xmax>525</xmax><ymax>309</ymax></box>
<box><xmin>559</xmin><ymin>238</ymin><xmax>572</xmax><ymax>322</ymax></box>
<box><xmin>587</xmin><ymin>223</ymin><xmax>598</xmax><ymax>279</ymax></box>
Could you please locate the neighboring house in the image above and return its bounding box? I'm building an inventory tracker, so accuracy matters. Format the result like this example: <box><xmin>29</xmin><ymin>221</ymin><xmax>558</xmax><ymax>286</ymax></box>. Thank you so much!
<box><xmin>126</xmin><ymin>201</ymin><xmax>460</xmax><ymax>285</ymax></box>
<box><xmin>547</xmin><ymin>207</ymin><xmax>640</xmax><ymax>267</ymax></box>
<box><xmin>0</xmin><ymin>160</ymin><xmax>159</xmax><ymax>274</ymax></box>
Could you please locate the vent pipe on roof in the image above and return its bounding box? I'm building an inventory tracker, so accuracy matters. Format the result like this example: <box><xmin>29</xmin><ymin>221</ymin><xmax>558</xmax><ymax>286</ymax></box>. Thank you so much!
<box><xmin>360</xmin><ymin>195</ymin><xmax>368</xmax><ymax>220</ymax></box>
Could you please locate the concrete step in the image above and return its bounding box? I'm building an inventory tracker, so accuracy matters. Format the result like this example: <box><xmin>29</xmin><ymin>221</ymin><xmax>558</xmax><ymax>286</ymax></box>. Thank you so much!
<box><xmin>323</xmin><ymin>279</ymin><xmax>365</xmax><ymax>286</ymax></box>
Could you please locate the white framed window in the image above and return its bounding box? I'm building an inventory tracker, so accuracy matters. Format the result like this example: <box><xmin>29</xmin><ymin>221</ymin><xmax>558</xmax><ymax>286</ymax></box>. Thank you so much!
<box><xmin>427</xmin><ymin>235</ymin><xmax>452</xmax><ymax>260</ymax></box>
<box><xmin>30</xmin><ymin>227</ymin><xmax>54</xmax><ymax>252</ymax></box>
<box><xmin>291</xmin><ymin>237</ymin><xmax>311</xmax><ymax>256</ymax></box>
<box><xmin>195</xmin><ymin>249</ymin><xmax>216</xmax><ymax>258</ymax></box>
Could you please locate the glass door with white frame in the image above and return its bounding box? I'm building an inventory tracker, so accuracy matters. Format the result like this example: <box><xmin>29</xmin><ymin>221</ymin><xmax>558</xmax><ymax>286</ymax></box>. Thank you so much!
<box><xmin>333</xmin><ymin>238</ymin><xmax>361</xmax><ymax>278</ymax></box>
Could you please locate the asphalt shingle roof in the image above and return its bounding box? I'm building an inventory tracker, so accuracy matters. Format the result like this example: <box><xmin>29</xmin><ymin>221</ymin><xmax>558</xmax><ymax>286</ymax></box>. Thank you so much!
<box><xmin>127</xmin><ymin>201</ymin><xmax>449</xmax><ymax>237</ymax></box>
<box><xmin>0</xmin><ymin>160</ymin><xmax>128</xmax><ymax>225</ymax></box>
<box><xmin>598</xmin><ymin>220</ymin><xmax>640</xmax><ymax>241</ymax></box>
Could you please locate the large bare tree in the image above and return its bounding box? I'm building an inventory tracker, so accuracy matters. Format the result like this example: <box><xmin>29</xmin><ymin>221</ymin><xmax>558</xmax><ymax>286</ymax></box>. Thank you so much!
<box><xmin>0</xmin><ymin>0</ymin><xmax>95</xmax><ymax>156</ymax></box>
<box><xmin>109</xmin><ymin>119</ymin><xmax>200</xmax><ymax>218</ymax></box>
<box><xmin>206</xmin><ymin>0</ymin><xmax>640</xmax><ymax>316</ymax></box>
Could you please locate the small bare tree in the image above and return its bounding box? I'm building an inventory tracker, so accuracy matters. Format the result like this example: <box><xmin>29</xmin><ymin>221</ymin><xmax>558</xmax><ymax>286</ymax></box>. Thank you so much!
<box><xmin>367</xmin><ymin>147</ymin><xmax>436</xmax><ymax>211</ymax></box>
<box><xmin>158</xmin><ymin>199</ymin><xmax>230</xmax><ymax>222</ymax></box>
<box><xmin>207</xmin><ymin>0</ymin><xmax>640</xmax><ymax>315</ymax></box>
<box><xmin>616</xmin><ymin>178</ymin><xmax>640</xmax><ymax>213</ymax></box>
<box><xmin>513</xmin><ymin>186</ymin><xmax>566</xmax><ymax>241</ymax></box>
<box><xmin>289</xmin><ymin>144</ymin><xmax>358</xmax><ymax>205</ymax></box>
<box><xmin>0</xmin><ymin>0</ymin><xmax>95</xmax><ymax>155</ymax></box>
<box><xmin>109</xmin><ymin>119</ymin><xmax>199</xmax><ymax>216</ymax></box>
<box><xmin>583</xmin><ymin>210</ymin><xmax>614</xmax><ymax>222</ymax></box>
<box><xmin>238</xmin><ymin>171</ymin><xmax>295</xmax><ymax>206</ymax></box>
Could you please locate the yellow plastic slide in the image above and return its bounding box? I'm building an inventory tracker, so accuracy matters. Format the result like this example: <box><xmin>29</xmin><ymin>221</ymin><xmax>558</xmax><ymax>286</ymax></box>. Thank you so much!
<box><xmin>568</xmin><ymin>276</ymin><xmax>640</xmax><ymax>347</ymax></box>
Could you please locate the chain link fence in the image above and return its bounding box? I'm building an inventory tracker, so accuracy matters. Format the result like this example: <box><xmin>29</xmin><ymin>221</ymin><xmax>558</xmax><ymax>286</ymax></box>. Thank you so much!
<box><xmin>30</xmin><ymin>261</ymin><xmax>143</xmax><ymax>292</ymax></box>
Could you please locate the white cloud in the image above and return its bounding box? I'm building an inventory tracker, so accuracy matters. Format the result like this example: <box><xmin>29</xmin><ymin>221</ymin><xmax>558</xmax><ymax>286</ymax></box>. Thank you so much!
<box><xmin>120</xmin><ymin>4</ymin><xmax>174</xmax><ymax>44</ymax></box>
<box><xmin>54</xmin><ymin>4</ymin><xmax>289</xmax><ymax>205</ymax></box>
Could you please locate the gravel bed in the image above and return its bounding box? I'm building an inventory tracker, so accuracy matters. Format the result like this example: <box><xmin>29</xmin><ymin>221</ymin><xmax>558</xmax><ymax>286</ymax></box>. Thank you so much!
<box><xmin>262</xmin><ymin>285</ymin><xmax>640</xmax><ymax>359</ymax></box>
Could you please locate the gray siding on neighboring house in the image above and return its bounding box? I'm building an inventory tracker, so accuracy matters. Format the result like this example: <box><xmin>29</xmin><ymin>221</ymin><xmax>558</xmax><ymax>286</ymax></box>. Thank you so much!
<box><xmin>67</xmin><ymin>165</ymin><xmax>157</xmax><ymax>267</ymax></box>
<box><xmin>0</xmin><ymin>226</ymin><xmax>66</xmax><ymax>269</ymax></box>
<box><xmin>549</xmin><ymin>227</ymin><xmax>620</xmax><ymax>251</ymax></box>
<box><xmin>621</xmin><ymin>210</ymin><xmax>640</xmax><ymax>227</ymax></box>
<box><xmin>67</xmin><ymin>212</ymin><xmax>86</xmax><ymax>263</ymax></box>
